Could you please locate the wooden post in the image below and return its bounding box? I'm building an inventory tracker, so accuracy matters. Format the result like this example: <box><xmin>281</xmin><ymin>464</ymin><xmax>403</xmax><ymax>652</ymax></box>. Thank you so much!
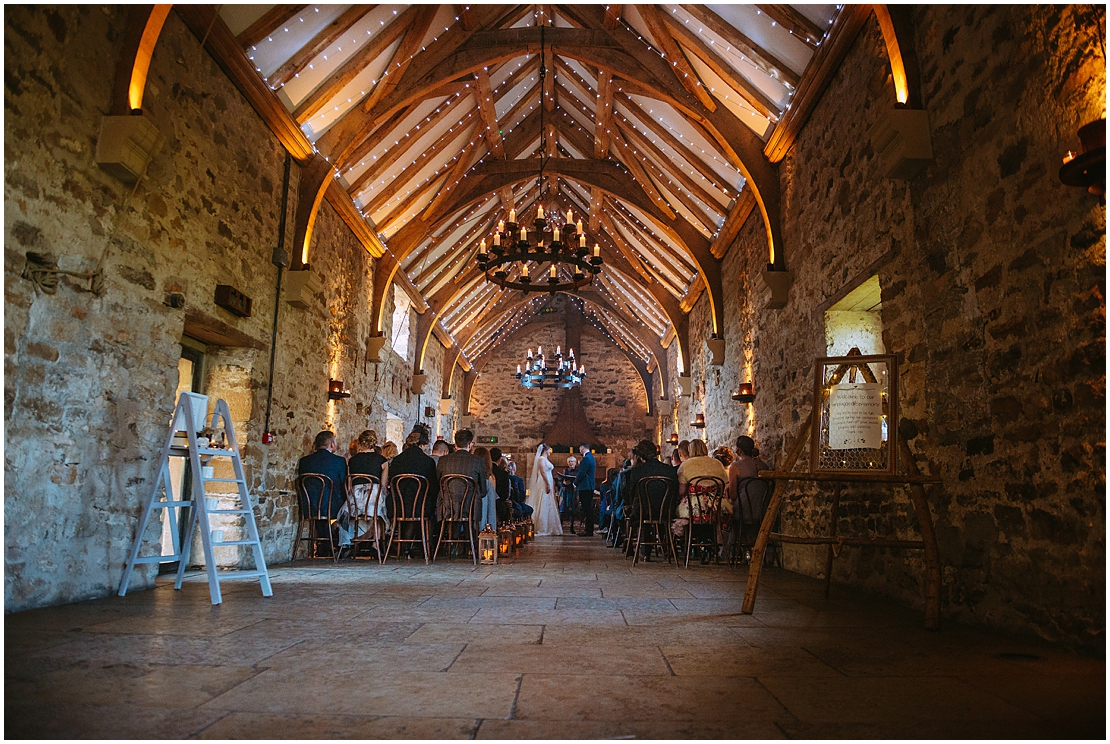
<box><xmin>899</xmin><ymin>434</ymin><xmax>942</xmax><ymax>630</ymax></box>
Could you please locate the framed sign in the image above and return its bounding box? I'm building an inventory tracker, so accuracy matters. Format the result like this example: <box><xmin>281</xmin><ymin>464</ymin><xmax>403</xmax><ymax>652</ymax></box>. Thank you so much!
<box><xmin>810</xmin><ymin>353</ymin><xmax>898</xmax><ymax>474</ymax></box>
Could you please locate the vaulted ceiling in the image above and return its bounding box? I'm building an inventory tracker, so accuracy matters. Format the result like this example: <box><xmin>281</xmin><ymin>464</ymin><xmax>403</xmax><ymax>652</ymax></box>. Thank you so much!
<box><xmin>215</xmin><ymin>3</ymin><xmax>845</xmax><ymax>376</ymax></box>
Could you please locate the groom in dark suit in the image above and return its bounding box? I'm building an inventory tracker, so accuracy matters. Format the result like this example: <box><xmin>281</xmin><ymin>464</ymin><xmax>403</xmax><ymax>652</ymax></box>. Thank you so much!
<box><xmin>575</xmin><ymin>443</ymin><xmax>597</xmax><ymax>537</ymax></box>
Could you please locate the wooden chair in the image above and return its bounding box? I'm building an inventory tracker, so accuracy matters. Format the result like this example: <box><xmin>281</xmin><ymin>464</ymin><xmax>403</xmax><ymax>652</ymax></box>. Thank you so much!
<box><xmin>295</xmin><ymin>473</ymin><xmax>337</xmax><ymax>562</ymax></box>
<box><xmin>434</xmin><ymin>474</ymin><xmax>480</xmax><ymax>564</ymax></box>
<box><xmin>731</xmin><ymin>477</ymin><xmax>778</xmax><ymax>567</ymax></box>
<box><xmin>383</xmin><ymin>473</ymin><xmax>431</xmax><ymax>564</ymax></box>
<box><xmin>346</xmin><ymin>474</ymin><xmax>384</xmax><ymax>563</ymax></box>
<box><xmin>630</xmin><ymin>475</ymin><xmax>679</xmax><ymax>567</ymax></box>
<box><xmin>681</xmin><ymin>475</ymin><xmax>727</xmax><ymax>568</ymax></box>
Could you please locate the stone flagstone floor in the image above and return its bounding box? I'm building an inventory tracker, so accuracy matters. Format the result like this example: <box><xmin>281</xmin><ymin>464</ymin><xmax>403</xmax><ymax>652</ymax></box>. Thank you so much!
<box><xmin>5</xmin><ymin>535</ymin><xmax>1104</xmax><ymax>739</ymax></box>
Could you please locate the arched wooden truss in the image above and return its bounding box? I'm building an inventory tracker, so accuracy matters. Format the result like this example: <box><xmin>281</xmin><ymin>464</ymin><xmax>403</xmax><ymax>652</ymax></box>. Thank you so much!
<box><xmin>168</xmin><ymin>4</ymin><xmax>923</xmax><ymax>403</ymax></box>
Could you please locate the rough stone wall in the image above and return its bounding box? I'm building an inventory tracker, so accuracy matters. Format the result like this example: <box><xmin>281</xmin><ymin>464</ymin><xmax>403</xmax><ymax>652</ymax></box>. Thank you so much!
<box><xmin>673</xmin><ymin>7</ymin><xmax>1104</xmax><ymax>650</ymax></box>
<box><xmin>470</xmin><ymin>316</ymin><xmax>651</xmax><ymax>457</ymax></box>
<box><xmin>4</xmin><ymin>7</ymin><xmax>447</xmax><ymax>609</ymax></box>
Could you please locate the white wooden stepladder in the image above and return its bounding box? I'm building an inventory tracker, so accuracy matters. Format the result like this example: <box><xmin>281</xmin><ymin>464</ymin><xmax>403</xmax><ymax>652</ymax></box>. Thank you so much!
<box><xmin>118</xmin><ymin>393</ymin><xmax>272</xmax><ymax>604</ymax></box>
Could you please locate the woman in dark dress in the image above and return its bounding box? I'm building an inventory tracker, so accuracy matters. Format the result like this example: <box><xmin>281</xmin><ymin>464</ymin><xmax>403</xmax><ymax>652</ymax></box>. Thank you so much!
<box><xmin>349</xmin><ymin>430</ymin><xmax>387</xmax><ymax>480</ymax></box>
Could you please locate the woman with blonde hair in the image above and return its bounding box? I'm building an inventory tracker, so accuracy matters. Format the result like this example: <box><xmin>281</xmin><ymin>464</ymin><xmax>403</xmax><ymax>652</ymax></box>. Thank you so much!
<box><xmin>673</xmin><ymin>438</ymin><xmax>732</xmax><ymax>563</ymax></box>
<box><xmin>473</xmin><ymin>446</ymin><xmax>498</xmax><ymax>530</ymax></box>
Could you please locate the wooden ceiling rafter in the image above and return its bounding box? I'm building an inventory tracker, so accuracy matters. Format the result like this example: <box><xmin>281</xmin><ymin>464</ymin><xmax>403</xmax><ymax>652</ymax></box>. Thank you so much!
<box><xmin>238</xmin><ymin>5</ymin><xmax>307</xmax><ymax>51</ymax></box>
<box><xmin>635</xmin><ymin>4</ymin><xmax>716</xmax><ymax>112</ymax></box>
<box><xmin>658</xmin><ymin>8</ymin><xmax>780</xmax><ymax>123</ymax></box>
<box><xmin>609</xmin><ymin>198</ymin><xmax>698</xmax><ymax>277</ymax></box>
<box><xmin>291</xmin><ymin>5</ymin><xmax>419</xmax><ymax>125</ymax></box>
<box><xmin>677</xmin><ymin>4</ymin><xmax>800</xmax><ymax>87</ymax></box>
<box><xmin>755</xmin><ymin>5</ymin><xmax>825</xmax><ymax>50</ymax></box>
<box><xmin>348</xmin><ymin>90</ymin><xmax>474</xmax><ymax>195</ymax></box>
<box><xmin>267</xmin><ymin>5</ymin><xmax>374</xmax><ymax>89</ymax></box>
<box><xmin>601</xmin><ymin>211</ymin><xmax>685</xmax><ymax>297</ymax></box>
<box><xmin>361</xmin><ymin>4</ymin><xmax>441</xmax><ymax>115</ymax></box>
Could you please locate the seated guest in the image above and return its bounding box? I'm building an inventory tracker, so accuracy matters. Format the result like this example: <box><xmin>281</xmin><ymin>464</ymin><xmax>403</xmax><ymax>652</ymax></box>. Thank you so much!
<box><xmin>473</xmin><ymin>446</ymin><xmax>499</xmax><ymax>530</ymax></box>
<box><xmin>437</xmin><ymin>429</ymin><xmax>488</xmax><ymax>530</ymax></box>
<box><xmin>349</xmin><ymin>430</ymin><xmax>387</xmax><ymax>480</ymax></box>
<box><xmin>431</xmin><ymin>438</ymin><xmax>449</xmax><ymax>463</ymax></box>
<box><xmin>381</xmin><ymin>440</ymin><xmax>399</xmax><ymax>460</ymax></box>
<box><xmin>506</xmin><ymin>461</ymin><xmax>533</xmax><ymax>519</ymax></box>
<box><xmin>489</xmin><ymin>448</ymin><xmax>512</xmax><ymax>523</ymax></box>
<box><xmin>673</xmin><ymin>439</ymin><xmax>732</xmax><ymax>562</ymax></box>
<box><xmin>713</xmin><ymin>446</ymin><xmax>735</xmax><ymax>469</ymax></box>
<box><xmin>598</xmin><ymin>467</ymin><xmax>620</xmax><ymax>534</ymax></box>
<box><xmin>297</xmin><ymin>431</ymin><xmax>349</xmax><ymax>553</ymax></box>
<box><xmin>726</xmin><ymin>436</ymin><xmax>771</xmax><ymax>554</ymax></box>
<box><xmin>621</xmin><ymin>440</ymin><xmax>678</xmax><ymax>556</ymax></box>
<box><xmin>387</xmin><ymin>426</ymin><xmax>441</xmax><ymax>551</ymax></box>
<box><xmin>348</xmin><ymin>437</ymin><xmax>361</xmax><ymax>458</ymax></box>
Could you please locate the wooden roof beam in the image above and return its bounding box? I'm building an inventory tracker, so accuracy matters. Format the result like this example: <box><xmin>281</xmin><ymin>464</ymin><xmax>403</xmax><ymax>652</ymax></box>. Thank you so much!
<box><xmin>238</xmin><ymin>5</ymin><xmax>306</xmax><ymax>50</ymax></box>
<box><xmin>361</xmin><ymin>5</ymin><xmax>440</xmax><ymax>114</ymax></box>
<box><xmin>636</xmin><ymin>4</ymin><xmax>716</xmax><ymax>112</ymax></box>
<box><xmin>709</xmin><ymin>188</ymin><xmax>757</xmax><ymax>259</ymax></box>
<box><xmin>678</xmin><ymin>4</ymin><xmax>799</xmax><ymax>87</ymax></box>
<box><xmin>659</xmin><ymin>10</ymin><xmax>780</xmax><ymax>122</ymax></box>
<box><xmin>292</xmin><ymin>5</ymin><xmax>418</xmax><ymax>124</ymax></box>
<box><xmin>268</xmin><ymin>6</ymin><xmax>373</xmax><ymax>88</ymax></box>
<box><xmin>755</xmin><ymin>5</ymin><xmax>824</xmax><ymax>50</ymax></box>
<box><xmin>594</xmin><ymin>70</ymin><xmax>614</xmax><ymax>158</ymax></box>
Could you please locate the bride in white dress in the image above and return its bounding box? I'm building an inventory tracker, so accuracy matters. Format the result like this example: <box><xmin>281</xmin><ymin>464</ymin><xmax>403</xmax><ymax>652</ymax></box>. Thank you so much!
<box><xmin>527</xmin><ymin>444</ymin><xmax>563</xmax><ymax>536</ymax></box>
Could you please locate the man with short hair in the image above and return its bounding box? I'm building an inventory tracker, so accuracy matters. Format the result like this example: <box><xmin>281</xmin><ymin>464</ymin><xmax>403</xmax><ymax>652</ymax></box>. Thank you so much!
<box><xmin>490</xmin><ymin>447</ymin><xmax>512</xmax><ymax>522</ymax></box>
<box><xmin>436</xmin><ymin>429</ymin><xmax>488</xmax><ymax>529</ymax></box>
<box><xmin>431</xmin><ymin>439</ymin><xmax>449</xmax><ymax>463</ymax></box>
<box><xmin>507</xmin><ymin>460</ymin><xmax>533</xmax><ymax>519</ymax></box>
<box><xmin>388</xmin><ymin>425</ymin><xmax>441</xmax><ymax>555</ymax></box>
<box><xmin>575</xmin><ymin>443</ymin><xmax>597</xmax><ymax>537</ymax></box>
<box><xmin>297</xmin><ymin>431</ymin><xmax>349</xmax><ymax>555</ymax></box>
<box><xmin>621</xmin><ymin>439</ymin><xmax>678</xmax><ymax>558</ymax></box>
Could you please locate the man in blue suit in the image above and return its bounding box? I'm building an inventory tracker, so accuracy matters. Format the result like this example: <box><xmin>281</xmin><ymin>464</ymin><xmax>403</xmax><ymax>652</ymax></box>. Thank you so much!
<box><xmin>575</xmin><ymin>443</ymin><xmax>597</xmax><ymax>537</ymax></box>
<box><xmin>297</xmin><ymin>431</ymin><xmax>349</xmax><ymax>554</ymax></box>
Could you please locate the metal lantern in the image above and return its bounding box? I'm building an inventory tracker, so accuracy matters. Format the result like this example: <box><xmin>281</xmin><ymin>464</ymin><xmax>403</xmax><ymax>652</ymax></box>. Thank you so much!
<box><xmin>526</xmin><ymin>518</ymin><xmax>535</xmax><ymax>540</ymax></box>
<box><xmin>478</xmin><ymin>524</ymin><xmax>498</xmax><ymax>565</ymax></box>
<box><xmin>514</xmin><ymin>523</ymin><xmax>524</xmax><ymax>548</ymax></box>
<box><xmin>498</xmin><ymin>524</ymin><xmax>513</xmax><ymax>555</ymax></box>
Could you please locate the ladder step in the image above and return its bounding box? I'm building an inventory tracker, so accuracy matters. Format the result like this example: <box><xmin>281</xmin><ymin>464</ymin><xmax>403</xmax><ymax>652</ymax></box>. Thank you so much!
<box><xmin>169</xmin><ymin>446</ymin><xmax>240</xmax><ymax>458</ymax></box>
<box><xmin>211</xmin><ymin>539</ymin><xmax>260</xmax><ymax>547</ymax></box>
<box><xmin>214</xmin><ymin>570</ymin><xmax>267</xmax><ymax>580</ymax></box>
<box><xmin>203</xmin><ymin>477</ymin><xmax>246</xmax><ymax>483</ymax></box>
<box><xmin>152</xmin><ymin>500</ymin><xmax>192</xmax><ymax>508</ymax></box>
<box><xmin>133</xmin><ymin>555</ymin><xmax>180</xmax><ymax>564</ymax></box>
<box><xmin>209</xmin><ymin>508</ymin><xmax>252</xmax><ymax>515</ymax></box>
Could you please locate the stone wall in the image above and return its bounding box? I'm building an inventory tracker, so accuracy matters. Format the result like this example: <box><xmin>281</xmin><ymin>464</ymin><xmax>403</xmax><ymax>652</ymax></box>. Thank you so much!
<box><xmin>469</xmin><ymin>314</ymin><xmax>651</xmax><ymax>459</ymax></box>
<box><xmin>4</xmin><ymin>7</ymin><xmax>447</xmax><ymax>610</ymax></box>
<box><xmin>670</xmin><ymin>6</ymin><xmax>1105</xmax><ymax>650</ymax></box>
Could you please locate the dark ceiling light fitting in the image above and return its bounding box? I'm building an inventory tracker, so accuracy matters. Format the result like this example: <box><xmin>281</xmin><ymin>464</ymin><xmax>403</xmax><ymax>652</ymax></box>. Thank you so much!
<box><xmin>1059</xmin><ymin>118</ymin><xmax>1105</xmax><ymax>197</ymax></box>
<box><xmin>477</xmin><ymin>22</ymin><xmax>604</xmax><ymax>294</ymax></box>
<box><xmin>515</xmin><ymin>344</ymin><xmax>585</xmax><ymax>389</ymax></box>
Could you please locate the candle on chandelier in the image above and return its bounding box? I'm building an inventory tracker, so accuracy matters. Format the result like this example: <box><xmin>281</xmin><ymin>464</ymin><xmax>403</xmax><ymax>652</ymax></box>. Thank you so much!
<box><xmin>479</xmin><ymin>239</ymin><xmax>486</xmax><ymax>255</ymax></box>
<box><xmin>498</xmin><ymin>220</ymin><xmax>505</xmax><ymax>232</ymax></box>
<box><xmin>527</xmin><ymin>347</ymin><xmax>533</xmax><ymax>359</ymax></box>
<box><xmin>580</xmin><ymin>235</ymin><xmax>586</xmax><ymax>248</ymax></box>
<box><xmin>550</xmin><ymin>265</ymin><xmax>557</xmax><ymax>279</ymax></box>
<box><xmin>566</xmin><ymin>209</ymin><xmax>573</xmax><ymax>223</ymax></box>
<box><xmin>517</xmin><ymin>364</ymin><xmax>522</xmax><ymax>374</ymax></box>
<box><xmin>509</xmin><ymin>209</ymin><xmax>516</xmax><ymax>223</ymax></box>
<box><xmin>537</xmin><ymin>205</ymin><xmax>544</xmax><ymax>219</ymax></box>
<box><xmin>569</xmin><ymin>348</ymin><xmax>574</xmax><ymax>358</ymax></box>
<box><xmin>537</xmin><ymin>346</ymin><xmax>542</xmax><ymax>356</ymax></box>
<box><xmin>493</xmin><ymin>233</ymin><xmax>500</xmax><ymax>246</ymax></box>
<box><xmin>520</xmin><ymin>226</ymin><xmax>527</xmax><ymax>241</ymax></box>
<box><xmin>553</xmin><ymin>226</ymin><xmax>560</xmax><ymax>242</ymax></box>
<box><xmin>522</xmin><ymin>262</ymin><xmax>530</xmax><ymax>277</ymax></box>
<box><xmin>576</xmin><ymin>219</ymin><xmax>583</xmax><ymax>233</ymax></box>
<box><xmin>556</xmin><ymin>345</ymin><xmax>561</xmax><ymax>355</ymax></box>
<box><xmin>593</xmin><ymin>243</ymin><xmax>600</xmax><ymax>258</ymax></box>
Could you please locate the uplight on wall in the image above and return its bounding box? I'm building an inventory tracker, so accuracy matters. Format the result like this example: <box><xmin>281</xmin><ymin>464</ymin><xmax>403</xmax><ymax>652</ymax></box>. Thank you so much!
<box><xmin>732</xmin><ymin>382</ymin><xmax>756</xmax><ymax>404</ymax></box>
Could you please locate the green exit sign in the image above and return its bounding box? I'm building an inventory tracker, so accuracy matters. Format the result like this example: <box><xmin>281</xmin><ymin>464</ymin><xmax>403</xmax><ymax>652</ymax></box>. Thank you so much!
<box><xmin>478</xmin><ymin>436</ymin><xmax>498</xmax><ymax>444</ymax></box>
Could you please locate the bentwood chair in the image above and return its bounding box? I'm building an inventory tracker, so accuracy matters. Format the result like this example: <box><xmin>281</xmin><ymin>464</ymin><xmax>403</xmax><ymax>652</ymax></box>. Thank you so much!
<box><xmin>732</xmin><ymin>477</ymin><xmax>777</xmax><ymax>567</ymax></box>
<box><xmin>383</xmin><ymin>473</ymin><xmax>431</xmax><ymax>564</ymax></box>
<box><xmin>295</xmin><ymin>473</ymin><xmax>338</xmax><ymax>562</ymax></box>
<box><xmin>434</xmin><ymin>474</ymin><xmax>481</xmax><ymax>564</ymax></box>
<box><xmin>682</xmin><ymin>475</ymin><xmax>727</xmax><ymax>568</ymax></box>
<box><xmin>630</xmin><ymin>476</ymin><xmax>679</xmax><ymax>568</ymax></box>
<box><xmin>346</xmin><ymin>474</ymin><xmax>384</xmax><ymax>563</ymax></box>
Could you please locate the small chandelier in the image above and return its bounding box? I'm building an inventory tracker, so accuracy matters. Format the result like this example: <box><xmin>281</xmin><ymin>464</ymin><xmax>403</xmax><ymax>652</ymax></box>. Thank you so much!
<box><xmin>478</xmin><ymin>207</ymin><xmax>603</xmax><ymax>294</ymax></box>
<box><xmin>515</xmin><ymin>345</ymin><xmax>585</xmax><ymax>389</ymax></box>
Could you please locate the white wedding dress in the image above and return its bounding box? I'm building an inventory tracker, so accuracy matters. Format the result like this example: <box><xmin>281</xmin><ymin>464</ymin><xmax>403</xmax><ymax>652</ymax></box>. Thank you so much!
<box><xmin>527</xmin><ymin>453</ymin><xmax>563</xmax><ymax>536</ymax></box>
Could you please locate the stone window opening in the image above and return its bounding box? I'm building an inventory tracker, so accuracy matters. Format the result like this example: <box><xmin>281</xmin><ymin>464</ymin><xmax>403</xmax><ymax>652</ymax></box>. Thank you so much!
<box><xmin>391</xmin><ymin>285</ymin><xmax>412</xmax><ymax>362</ymax></box>
<box><xmin>824</xmin><ymin>274</ymin><xmax>885</xmax><ymax>356</ymax></box>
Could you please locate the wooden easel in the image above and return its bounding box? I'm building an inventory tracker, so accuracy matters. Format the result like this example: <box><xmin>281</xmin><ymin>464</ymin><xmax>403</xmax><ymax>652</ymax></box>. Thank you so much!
<box><xmin>741</xmin><ymin>358</ymin><xmax>943</xmax><ymax>630</ymax></box>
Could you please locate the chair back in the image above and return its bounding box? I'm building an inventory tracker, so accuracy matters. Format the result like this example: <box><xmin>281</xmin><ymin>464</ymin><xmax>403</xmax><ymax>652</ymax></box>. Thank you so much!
<box><xmin>634</xmin><ymin>475</ymin><xmax>678</xmax><ymax>522</ymax></box>
<box><xmin>389</xmin><ymin>473</ymin><xmax>429</xmax><ymax>520</ymax></box>
<box><xmin>686</xmin><ymin>475</ymin><xmax>726</xmax><ymax>524</ymax></box>
<box><xmin>439</xmin><ymin>474</ymin><xmax>479</xmax><ymax>521</ymax></box>
<box><xmin>346</xmin><ymin>474</ymin><xmax>380</xmax><ymax>520</ymax></box>
<box><xmin>296</xmin><ymin>473</ymin><xmax>333</xmax><ymax>520</ymax></box>
<box><xmin>736</xmin><ymin>477</ymin><xmax>775</xmax><ymax>531</ymax></box>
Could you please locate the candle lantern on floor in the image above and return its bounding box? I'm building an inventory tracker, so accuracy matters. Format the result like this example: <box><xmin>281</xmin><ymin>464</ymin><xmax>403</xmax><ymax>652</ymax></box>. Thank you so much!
<box><xmin>498</xmin><ymin>524</ymin><xmax>514</xmax><ymax>555</ymax></box>
<box><xmin>514</xmin><ymin>523</ymin><xmax>524</xmax><ymax>548</ymax></box>
<box><xmin>526</xmin><ymin>518</ymin><xmax>535</xmax><ymax>540</ymax></box>
<box><xmin>479</xmin><ymin>524</ymin><xmax>497</xmax><ymax>565</ymax></box>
